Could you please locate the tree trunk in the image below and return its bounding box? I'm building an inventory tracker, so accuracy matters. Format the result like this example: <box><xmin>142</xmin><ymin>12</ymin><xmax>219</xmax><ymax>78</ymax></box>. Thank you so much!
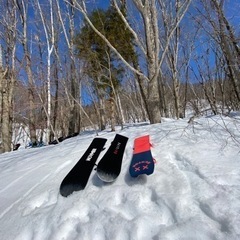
<box><xmin>16</xmin><ymin>0</ymin><xmax>37</xmax><ymax>145</ymax></box>
<box><xmin>68</xmin><ymin>3</ymin><xmax>80</xmax><ymax>135</ymax></box>
<box><xmin>147</xmin><ymin>77</ymin><xmax>162</xmax><ymax>123</ymax></box>
<box><xmin>110</xmin><ymin>93</ymin><xmax>115</xmax><ymax>131</ymax></box>
<box><xmin>0</xmin><ymin>69</ymin><xmax>14</xmax><ymax>153</ymax></box>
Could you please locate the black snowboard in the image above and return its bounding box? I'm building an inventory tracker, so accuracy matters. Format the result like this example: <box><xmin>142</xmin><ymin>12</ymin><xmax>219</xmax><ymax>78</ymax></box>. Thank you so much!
<box><xmin>96</xmin><ymin>134</ymin><xmax>128</xmax><ymax>182</ymax></box>
<box><xmin>60</xmin><ymin>138</ymin><xmax>107</xmax><ymax>197</ymax></box>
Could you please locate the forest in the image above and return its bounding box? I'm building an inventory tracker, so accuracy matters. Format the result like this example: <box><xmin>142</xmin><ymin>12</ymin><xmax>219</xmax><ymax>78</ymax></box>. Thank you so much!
<box><xmin>0</xmin><ymin>0</ymin><xmax>239</xmax><ymax>153</ymax></box>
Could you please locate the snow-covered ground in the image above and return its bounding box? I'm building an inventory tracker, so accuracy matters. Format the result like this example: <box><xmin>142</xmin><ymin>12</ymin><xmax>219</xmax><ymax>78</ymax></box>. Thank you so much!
<box><xmin>0</xmin><ymin>115</ymin><xmax>240</xmax><ymax>240</ymax></box>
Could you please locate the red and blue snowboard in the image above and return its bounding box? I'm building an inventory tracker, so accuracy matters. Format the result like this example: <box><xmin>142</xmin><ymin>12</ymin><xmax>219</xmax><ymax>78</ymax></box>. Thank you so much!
<box><xmin>129</xmin><ymin>135</ymin><xmax>154</xmax><ymax>177</ymax></box>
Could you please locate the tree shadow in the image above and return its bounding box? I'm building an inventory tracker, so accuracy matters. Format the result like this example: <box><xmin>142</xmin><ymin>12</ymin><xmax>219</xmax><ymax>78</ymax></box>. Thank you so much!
<box><xmin>124</xmin><ymin>171</ymin><xmax>148</xmax><ymax>186</ymax></box>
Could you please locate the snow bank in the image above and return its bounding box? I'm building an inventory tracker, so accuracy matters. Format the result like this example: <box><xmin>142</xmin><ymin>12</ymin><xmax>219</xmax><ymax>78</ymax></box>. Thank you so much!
<box><xmin>0</xmin><ymin>115</ymin><xmax>240</xmax><ymax>240</ymax></box>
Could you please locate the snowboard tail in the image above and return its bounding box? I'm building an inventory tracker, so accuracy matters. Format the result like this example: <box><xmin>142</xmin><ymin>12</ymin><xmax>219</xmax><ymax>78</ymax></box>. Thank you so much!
<box><xmin>97</xmin><ymin>134</ymin><xmax>128</xmax><ymax>182</ymax></box>
<box><xmin>60</xmin><ymin>138</ymin><xmax>107</xmax><ymax>197</ymax></box>
<box><xmin>129</xmin><ymin>135</ymin><xmax>154</xmax><ymax>177</ymax></box>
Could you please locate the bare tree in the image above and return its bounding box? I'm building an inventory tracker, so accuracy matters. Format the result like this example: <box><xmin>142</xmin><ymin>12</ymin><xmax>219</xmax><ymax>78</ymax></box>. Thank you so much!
<box><xmin>35</xmin><ymin>0</ymin><xmax>55</xmax><ymax>143</ymax></box>
<box><xmin>196</xmin><ymin>0</ymin><xmax>240</xmax><ymax>110</ymax></box>
<box><xmin>56</xmin><ymin>0</ymin><xmax>81</xmax><ymax>136</ymax></box>
<box><xmin>0</xmin><ymin>0</ymin><xmax>17</xmax><ymax>152</ymax></box>
<box><xmin>161</xmin><ymin>0</ymin><xmax>182</xmax><ymax>119</ymax></box>
<box><xmin>15</xmin><ymin>0</ymin><xmax>38</xmax><ymax>145</ymax></box>
<box><xmin>211</xmin><ymin>0</ymin><xmax>240</xmax><ymax>103</ymax></box>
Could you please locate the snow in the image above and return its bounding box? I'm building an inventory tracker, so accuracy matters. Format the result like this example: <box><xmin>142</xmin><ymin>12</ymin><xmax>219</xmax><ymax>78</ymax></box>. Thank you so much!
<box><xmin>1</xmin><ymin>115</ymin><xmax>240</xmax><ymax>240</ymax></box>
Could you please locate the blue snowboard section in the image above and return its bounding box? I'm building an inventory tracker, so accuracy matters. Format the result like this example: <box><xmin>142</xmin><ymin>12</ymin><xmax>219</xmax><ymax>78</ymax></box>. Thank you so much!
<box><xmin>129</xmin><ymin>150</ymin><xmax>154</xmax><ymax>177</ymax></box>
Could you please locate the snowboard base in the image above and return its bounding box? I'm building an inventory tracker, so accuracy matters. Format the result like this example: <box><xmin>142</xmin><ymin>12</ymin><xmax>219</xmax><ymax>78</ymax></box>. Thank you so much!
<box><xmin>96</xmin><ymin>134</ymin><xmax>128</xmax><ymax>182</ymax></box>
<box><xmin>60</xmin><ymin>138</ymin><xmax>107</xmax><ymax>197</ymax></box>
<box><xmin>97</xmin><ymin>169</ymin><xmax>118</xmax><ymax>182</ymax></box>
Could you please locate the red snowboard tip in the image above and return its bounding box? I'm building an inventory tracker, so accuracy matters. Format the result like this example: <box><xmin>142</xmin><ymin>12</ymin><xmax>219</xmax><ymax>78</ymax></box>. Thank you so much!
<box><xmin>133</xmin><ymin>135</ymin><xmax>151</xmax><ymax>154</ymax></box>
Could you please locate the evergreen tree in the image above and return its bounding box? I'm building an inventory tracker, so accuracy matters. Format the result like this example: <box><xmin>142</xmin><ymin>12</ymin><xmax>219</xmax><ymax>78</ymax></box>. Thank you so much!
<box><xmin>75</xmin><ymin>6</ymin><xmax>136</xmax><ymax>129</ymax></box>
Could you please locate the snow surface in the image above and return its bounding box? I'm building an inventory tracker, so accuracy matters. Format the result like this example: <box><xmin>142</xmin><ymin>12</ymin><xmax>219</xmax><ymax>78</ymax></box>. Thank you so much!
<box><xmin>1</xmin><ymin>115</ymin><xmax>240</xmax><ymax>240</ymax></box>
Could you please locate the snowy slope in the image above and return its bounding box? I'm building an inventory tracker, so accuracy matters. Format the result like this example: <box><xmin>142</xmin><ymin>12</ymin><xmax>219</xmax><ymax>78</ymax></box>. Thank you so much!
<box><xmin>0</xmin><ymin>116</ymin><xmax>240</xmax><ymax>240</ymax></box>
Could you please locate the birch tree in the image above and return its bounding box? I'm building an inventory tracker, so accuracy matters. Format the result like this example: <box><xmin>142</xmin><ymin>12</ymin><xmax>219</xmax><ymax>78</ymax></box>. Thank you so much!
<box><xmin>35</xmin><ymin>0</ymin><xmax>55</xmax><ymax>143</ymax></box>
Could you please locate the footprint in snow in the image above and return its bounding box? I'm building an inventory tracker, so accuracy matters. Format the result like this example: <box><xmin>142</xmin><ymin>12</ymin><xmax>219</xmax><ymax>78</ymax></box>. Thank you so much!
<box><xmin>174</xmin><ymin>152</ymin><xmax>205</xmax><ymax>179</ymax></box>
<box><xmin>20</xmin><ymin>190</ymin><xmax>57</xmax><ymax>216</ymax></box>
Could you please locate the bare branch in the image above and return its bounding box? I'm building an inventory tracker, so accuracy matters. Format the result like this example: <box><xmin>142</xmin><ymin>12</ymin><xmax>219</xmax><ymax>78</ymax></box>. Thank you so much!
<box><xmin>112</xmin><ymin>0</ymin><xmax>147</xmax><ymax>56</ymax></box>
<box><xmin>67</xmin><ymin>0</ymin><xmax>147</xmax><ymax>80</ymax></box>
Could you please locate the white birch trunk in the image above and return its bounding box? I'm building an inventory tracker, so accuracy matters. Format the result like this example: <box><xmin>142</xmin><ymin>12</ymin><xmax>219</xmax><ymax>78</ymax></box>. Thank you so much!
<box><xmin>36</xmin><ymin>0</ymin><xmax>54</xmax><ymax>143</ymax></box>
